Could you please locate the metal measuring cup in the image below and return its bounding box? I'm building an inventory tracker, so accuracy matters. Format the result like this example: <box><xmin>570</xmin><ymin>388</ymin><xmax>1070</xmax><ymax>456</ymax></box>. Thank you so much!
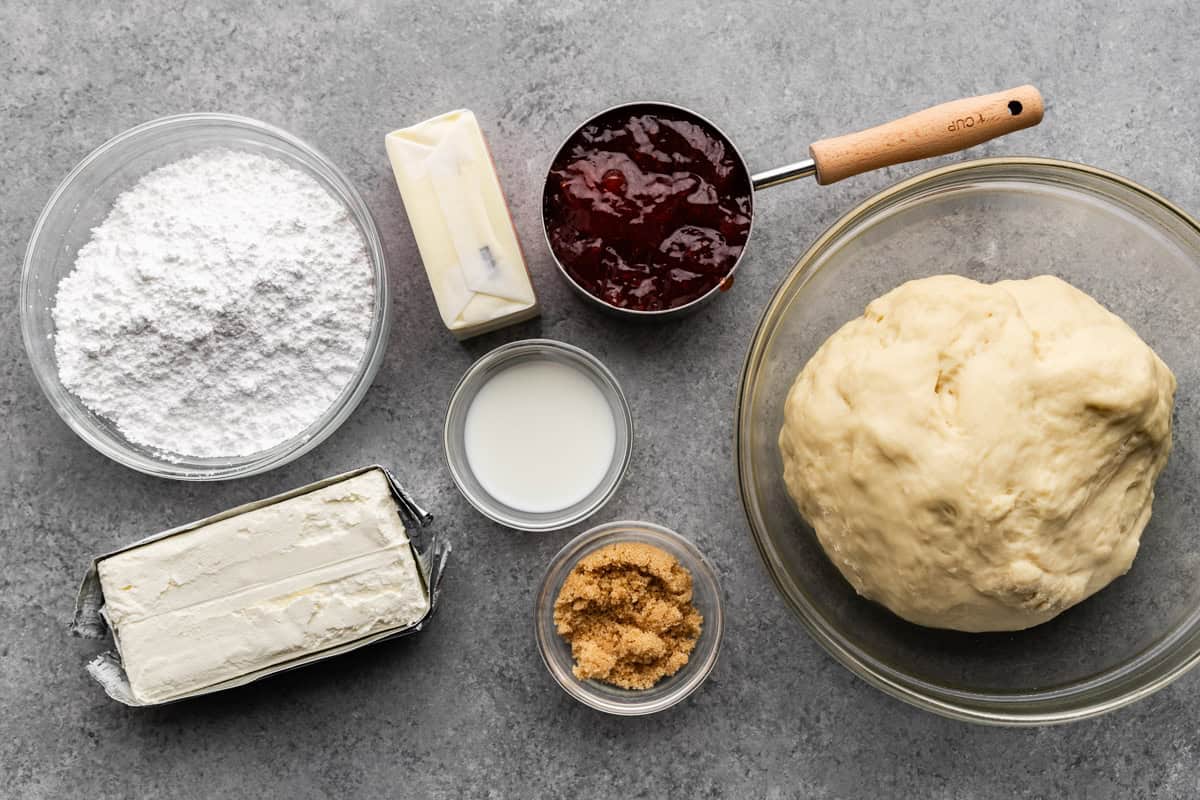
<box><xmin>541</xmin><ymin>85</ymin><xmax>1044</xmax><ymax>318</ymax></box>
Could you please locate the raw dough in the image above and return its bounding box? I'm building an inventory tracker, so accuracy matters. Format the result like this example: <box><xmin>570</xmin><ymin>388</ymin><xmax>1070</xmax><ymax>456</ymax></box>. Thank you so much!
<box><xmin>779</xmin><ymin>275</ymin><xmax>1175</xmax><ymax>632</ymax></box>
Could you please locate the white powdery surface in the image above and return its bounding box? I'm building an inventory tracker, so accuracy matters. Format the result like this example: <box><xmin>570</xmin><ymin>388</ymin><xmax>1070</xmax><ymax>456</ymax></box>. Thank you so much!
<box><xmin>52</xmin><ymin>149</ymin><xmax>375</xmax><ymax>458</ymax></box>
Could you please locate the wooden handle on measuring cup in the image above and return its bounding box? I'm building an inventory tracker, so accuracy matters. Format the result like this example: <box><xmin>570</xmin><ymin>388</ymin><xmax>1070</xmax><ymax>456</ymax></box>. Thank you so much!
<box><xmin>808</xmin><ymin>85</ymin><xmax>1044</xmax><ymax>185</ymax></box>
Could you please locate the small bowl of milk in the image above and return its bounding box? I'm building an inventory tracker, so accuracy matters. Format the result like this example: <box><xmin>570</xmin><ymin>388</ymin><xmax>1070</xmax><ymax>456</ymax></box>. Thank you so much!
<box><xmin>444</xmin><ymin>339</ymin><xmax>634</xmax><ymax>531</ymax></box>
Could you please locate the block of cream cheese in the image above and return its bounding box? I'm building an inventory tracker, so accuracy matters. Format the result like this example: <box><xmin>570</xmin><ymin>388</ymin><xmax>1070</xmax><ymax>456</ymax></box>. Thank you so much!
<box><xmin>95</xmin><ymin>469</ymin><xmax>429</xmax><ymax>704</ymax></box>
<box><xmin>385</xmin><ymin>109</ymin><xmax>539</xmax><ymax>339</ymax></box>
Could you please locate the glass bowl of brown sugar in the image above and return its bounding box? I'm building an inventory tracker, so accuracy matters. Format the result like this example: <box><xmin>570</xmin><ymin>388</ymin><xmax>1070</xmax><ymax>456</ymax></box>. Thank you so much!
<box><xmin>534</xmin><ymin>520</ymin><xmax>724</xmax><ymax>715</ymax></box>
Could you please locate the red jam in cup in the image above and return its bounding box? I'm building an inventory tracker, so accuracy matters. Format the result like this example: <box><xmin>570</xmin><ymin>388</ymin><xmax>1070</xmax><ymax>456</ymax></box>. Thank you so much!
<box><xmin>543</xmin><ymin>107</ymin><xmax>753</xmax><ymax>312</ymax></box>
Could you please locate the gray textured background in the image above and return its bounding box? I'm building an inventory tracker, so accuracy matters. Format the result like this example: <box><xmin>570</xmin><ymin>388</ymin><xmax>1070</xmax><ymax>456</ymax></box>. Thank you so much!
<box><xmin>3</xmin><ymin>1</ymin><xmax>1199</xmax><ymax>798</ymax></box>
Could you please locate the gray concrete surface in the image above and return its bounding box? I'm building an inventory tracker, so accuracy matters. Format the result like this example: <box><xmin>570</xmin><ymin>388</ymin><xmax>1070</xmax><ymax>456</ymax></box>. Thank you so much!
<box><xmin>3</xmin><ymin>1</ymin><xmax>1199</xmax><ymax>797</ymax></box>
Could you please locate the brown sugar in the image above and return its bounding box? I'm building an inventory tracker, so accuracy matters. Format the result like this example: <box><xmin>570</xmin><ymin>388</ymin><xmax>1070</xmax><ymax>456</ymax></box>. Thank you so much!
<box><xmin>553</xmin><ymin>541</ymin><xmax>703</xmax><ymax>690</ymax></box>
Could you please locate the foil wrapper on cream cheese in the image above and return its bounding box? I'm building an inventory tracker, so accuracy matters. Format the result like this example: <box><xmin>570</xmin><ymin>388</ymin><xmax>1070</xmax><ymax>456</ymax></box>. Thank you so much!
<box><xmin>385</xmin><ymin>109</ymin><xmax>539</xmax><ymax>339</ymax></box>
<box><xmin>71</xmin><ymin>465</ymin><xmax>449</xmax><ymax>706</ymax></box>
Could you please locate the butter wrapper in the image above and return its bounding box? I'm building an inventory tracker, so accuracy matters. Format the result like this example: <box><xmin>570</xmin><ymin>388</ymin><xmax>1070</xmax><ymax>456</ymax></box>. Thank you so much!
<box><xmin>71</xmin><ymin>465</ymin><xmax>449</xmax><ymax>706</ymax></box>
<box><xmin>385</xmin><ymin>109</ymin><xmax>540</xmax><ymax>339</ymax></box>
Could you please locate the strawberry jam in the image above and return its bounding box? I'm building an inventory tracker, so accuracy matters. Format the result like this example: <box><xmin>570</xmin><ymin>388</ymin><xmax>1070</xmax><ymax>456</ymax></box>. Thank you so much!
<box><xmin>543</xmin><ymin>105</ymin><xmax>753</xmax><ymax>312</ymax></box>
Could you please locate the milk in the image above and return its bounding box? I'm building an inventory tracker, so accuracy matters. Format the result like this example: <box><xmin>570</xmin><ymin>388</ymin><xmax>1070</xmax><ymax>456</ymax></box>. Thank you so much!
<box><xmin>464</xmin><ymin>360</ymin><xmax>617</xmax><ymax>513</ymax></box>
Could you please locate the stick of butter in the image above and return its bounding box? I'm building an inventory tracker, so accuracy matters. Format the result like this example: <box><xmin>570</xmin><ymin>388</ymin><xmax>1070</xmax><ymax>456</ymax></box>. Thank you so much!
<box><xmin>96</xmin><ymin>469</ymin><xmax>429</xmax><ymax>704</ymax></box>
<box><xmin>386</xmin><ymin>109</ymin><xmax>539</xmax><ymax>339</ymax></box>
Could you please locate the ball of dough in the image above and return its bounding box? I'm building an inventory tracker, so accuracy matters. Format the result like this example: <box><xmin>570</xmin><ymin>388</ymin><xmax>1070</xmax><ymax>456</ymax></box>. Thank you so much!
<box><xmin>779</xmin><ymin>275</ymin><xmax>1175</xmax><ymax>632</ymax></box>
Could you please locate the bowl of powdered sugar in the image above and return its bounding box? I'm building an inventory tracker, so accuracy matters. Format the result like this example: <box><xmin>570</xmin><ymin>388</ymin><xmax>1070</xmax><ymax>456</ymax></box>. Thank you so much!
<box><xmin>20</xmin><ymin>113</ymin><xmax>390</xmax><ymax>480</ymax></box>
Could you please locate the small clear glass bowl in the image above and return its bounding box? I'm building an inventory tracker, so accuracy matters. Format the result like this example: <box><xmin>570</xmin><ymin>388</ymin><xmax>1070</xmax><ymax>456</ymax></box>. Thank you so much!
<box><xmin>535</xmin><ymin>520</ymin><xmax>724</xmax><ymax>715</ymax></box>
<box><xmin>443</xmin><ymin>339</ymin><xmax>633</xmax><ymax>531</ymax></box>
<box><xmin>19</xmin><ymin>113</ymin><xmax>389</xmax><ymax>481</ymax></box>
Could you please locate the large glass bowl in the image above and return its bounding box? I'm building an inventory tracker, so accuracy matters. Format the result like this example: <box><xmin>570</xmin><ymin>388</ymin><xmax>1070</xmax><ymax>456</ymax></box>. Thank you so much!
<box><xmin>20</xmin><ymin>113</ymin><xmax>389</xmax><ymax>481</ymax></box>
<box><xmin>737</xmin><ymin>157</ymin><xmax>1200</xmax><ymax>725</ymax></box>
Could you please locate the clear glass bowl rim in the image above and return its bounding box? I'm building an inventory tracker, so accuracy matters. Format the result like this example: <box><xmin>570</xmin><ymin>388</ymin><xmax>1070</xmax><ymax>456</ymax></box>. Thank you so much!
<box><xmin>19</xmin><ymin>112</ymin><xmax>390</xmax><ymax>481</ymax></box>
<box><xmin>736</xmin><ymin>156</ymin><xmax>1200</xmax><ymax>726</ymax></box>
<box><xmin>533</xmin><ymin>519</ymin><xmax>725</xmax><ymax>715</ymax></box>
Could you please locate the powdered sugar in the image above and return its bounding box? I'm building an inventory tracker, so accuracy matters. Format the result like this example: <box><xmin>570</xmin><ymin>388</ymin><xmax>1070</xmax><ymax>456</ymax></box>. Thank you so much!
<box><xmin>52</xmin><ymin>149</ymin><xmax>375</xmax><ymax>458</ymax></box>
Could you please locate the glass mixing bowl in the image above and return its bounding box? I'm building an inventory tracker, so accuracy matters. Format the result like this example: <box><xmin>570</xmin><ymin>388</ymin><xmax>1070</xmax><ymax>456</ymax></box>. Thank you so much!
<box><xmin>20</xmin><ymin>113</ymin><xmax>389</xmax><ymax>481</ymax></box>
<box><xmin>737</xmin><ymin>157</ymin><xmax>1200</xmax><ymax>725</ymax></box>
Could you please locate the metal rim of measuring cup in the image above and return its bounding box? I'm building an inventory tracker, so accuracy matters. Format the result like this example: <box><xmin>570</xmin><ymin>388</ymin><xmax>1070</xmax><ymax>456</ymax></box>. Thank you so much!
<box><xmin>540</xmin><ymin>100</ymin><xmax>789</xmax><ymax>320</ymax></box>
